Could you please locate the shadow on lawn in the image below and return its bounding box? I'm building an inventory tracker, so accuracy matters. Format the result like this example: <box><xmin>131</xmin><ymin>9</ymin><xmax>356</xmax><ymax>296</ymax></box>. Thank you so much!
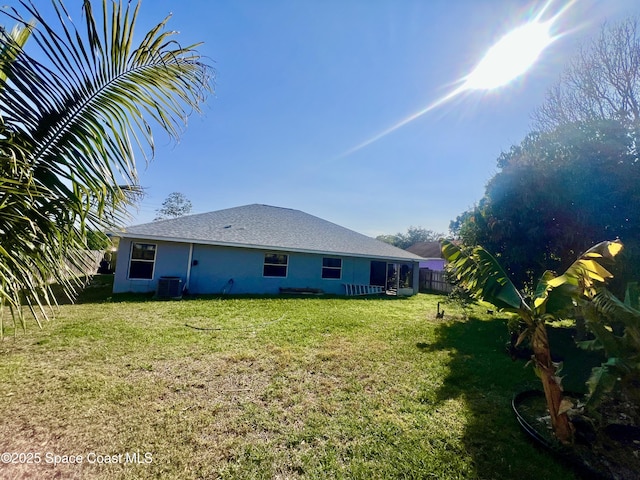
<box><xmin>417</xmin><ymin>317</ymin><xmax>601</xmax><ymax>480</ymax></box>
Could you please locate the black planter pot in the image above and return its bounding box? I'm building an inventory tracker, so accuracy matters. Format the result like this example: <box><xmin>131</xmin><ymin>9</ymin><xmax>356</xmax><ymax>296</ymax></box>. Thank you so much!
<box><xmin>512</xmin><ymin>390</ymin><xmax>560</xmax><ymax>450</ymax></box>
<box><xmin>512</xmin><ymin>390</ymin><xmax>611</xmax><ymax>480</ymax></box>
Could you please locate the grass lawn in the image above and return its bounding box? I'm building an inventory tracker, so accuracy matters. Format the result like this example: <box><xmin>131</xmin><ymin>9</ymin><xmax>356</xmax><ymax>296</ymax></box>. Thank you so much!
<box><xmin>0</xmin><ymin>276</ymin><xmax>580</xmax><ymax>479</ymax></box>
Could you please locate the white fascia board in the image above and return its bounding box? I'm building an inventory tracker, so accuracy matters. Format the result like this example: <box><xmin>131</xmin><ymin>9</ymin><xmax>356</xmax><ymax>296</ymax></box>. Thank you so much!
<box><xmin>115</xmin><ymin>232</ymin><xmax>422</xmax><ymax>263</ymax></box>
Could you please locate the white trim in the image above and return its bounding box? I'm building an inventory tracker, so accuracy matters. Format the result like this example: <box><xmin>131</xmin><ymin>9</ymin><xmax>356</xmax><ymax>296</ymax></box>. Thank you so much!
<box><xmin>128</xmin><ymin>242</ymin><xmax>157</xmax><ymax>280</ymax></box>
<box><xmin>185</xmin><ymin>243</ymin><xmax>194</xmax><ymax>290</ymax></box>
<box><xmin>113</xmin><ymin>233</ymin><xmax>421</xmax><ymax>263</ymax></box>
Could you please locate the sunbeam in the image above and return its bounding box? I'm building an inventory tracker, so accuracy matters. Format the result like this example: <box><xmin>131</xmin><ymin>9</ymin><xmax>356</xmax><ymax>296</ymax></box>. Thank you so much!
<box><xmin>338</xmin><ymin>0</ymin><xmax>576</xmax><ymax>159</ymax></box>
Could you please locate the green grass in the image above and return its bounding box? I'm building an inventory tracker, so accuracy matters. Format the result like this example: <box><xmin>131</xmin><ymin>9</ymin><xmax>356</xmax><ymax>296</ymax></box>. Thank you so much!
<box><xmin>0</xmin><ymin>276</ymin><xmax>580</xmax><ymax>479</ymax></box>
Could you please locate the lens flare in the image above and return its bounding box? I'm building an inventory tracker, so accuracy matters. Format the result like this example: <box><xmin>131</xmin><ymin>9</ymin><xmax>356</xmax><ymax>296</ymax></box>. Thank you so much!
<box><xmin>463</xmin><ymin>0</ymin><xmax>574</xmax><ymax>90</ymax></box>
<box><xmin>338</xmin><ymin>0</ymin><xmax>575</xmax><ymax>159</ymax></box>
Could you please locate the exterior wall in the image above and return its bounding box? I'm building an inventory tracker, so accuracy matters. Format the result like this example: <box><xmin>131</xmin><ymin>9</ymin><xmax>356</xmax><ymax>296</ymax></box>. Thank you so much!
<box><xmin>113</xmin><ymin>238</ymin><xmax>419</xmax><ymax>296</ymax></box>
<box><xmin>419</xmin><ymin>259</ymin><xmax>446</xmax><ymax>271</ymax></box>
<box><xmin>113</xmin><ymin>238</ymin><xmax>191</xmax><ymax>293</ymax></box>
<box><xmin>188</xmin><ymin>245</ymin><xmax>374</xmax><ymax>295</ymax></box>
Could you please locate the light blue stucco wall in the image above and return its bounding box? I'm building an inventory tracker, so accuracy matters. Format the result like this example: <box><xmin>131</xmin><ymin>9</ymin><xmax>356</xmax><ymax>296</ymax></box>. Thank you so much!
<box><xmin>188</xmin><ymin>245</ymin><xmax>377</xmax><ymax>295</ymax></box>
<box><xmin>113</xmin><ymin>238</ymin><xmax>419</xmax><ymax>296</ymax></box>
<box><xmin>113</xmin><ymin>239</ymin><xmax>191</xmax><ymax>293</ymax></box>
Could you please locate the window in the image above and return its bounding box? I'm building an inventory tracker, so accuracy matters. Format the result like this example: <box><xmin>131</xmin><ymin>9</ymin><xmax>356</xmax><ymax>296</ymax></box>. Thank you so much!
<box><xmin>322</xmin><ymin>257</ymin><xmax>342</xmax><ymax>279</ymax></box>
<box><xmin>263</xmin><ymin>253</ymin><xmax>288</xmax><ymax>277</ymax></box>
<box><xmin>128</xmin><ymin>243</ymin><xmax>156</xmax><ymax>279</ymax></box>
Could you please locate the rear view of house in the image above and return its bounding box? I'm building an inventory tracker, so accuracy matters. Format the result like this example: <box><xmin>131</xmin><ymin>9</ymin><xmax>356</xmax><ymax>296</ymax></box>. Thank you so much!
<box><xmin>111</xmin><ymin>204</ymin><xmax>422</xmax><ymax>296</ymax></box>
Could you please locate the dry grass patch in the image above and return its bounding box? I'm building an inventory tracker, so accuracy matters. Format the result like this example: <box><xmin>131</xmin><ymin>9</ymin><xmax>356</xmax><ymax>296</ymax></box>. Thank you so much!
<box><xmin>0</xmin><ymin>285</ymin><xmax>578</xmax><ymax>479</ymax></box>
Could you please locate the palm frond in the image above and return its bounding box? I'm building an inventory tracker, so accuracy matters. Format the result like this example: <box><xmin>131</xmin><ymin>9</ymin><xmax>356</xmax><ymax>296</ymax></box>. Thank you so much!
<box><xmin>0</xmin><ymin>0</ymin><xmax>213</xmax><ymax>332</ymax></box>
<box><xmin>0</xmin><ymin>20</ymin><xmax>33</xmax><ymax>83</ymax></box>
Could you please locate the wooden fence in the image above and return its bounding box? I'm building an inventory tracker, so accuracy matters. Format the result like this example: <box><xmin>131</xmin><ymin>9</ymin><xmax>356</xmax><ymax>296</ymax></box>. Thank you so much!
<box><xmin>419</xmin><ymin>269</ymin><xmax>453</xmax><ymax>294</ymax></box>
<box><xmin>51</xmin><ymin>250</ymin><xmax>103</xmax><ymax>282</ymax></box>
<box><xmin>67</xmin><ymin>250</ymin><xmax>104</xmax><ymax>277</ymax></box>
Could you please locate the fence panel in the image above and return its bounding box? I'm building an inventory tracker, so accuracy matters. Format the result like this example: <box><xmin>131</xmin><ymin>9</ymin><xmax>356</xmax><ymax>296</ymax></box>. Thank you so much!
<box><xmin>419</xmin><ymin>269</ymin><xmax>453</xmax><ymax>294</ymax></box>
<box><xmin>54</xmin><ymin>250</ymin><xmax>103</xmax><ymax>282</ymax></box>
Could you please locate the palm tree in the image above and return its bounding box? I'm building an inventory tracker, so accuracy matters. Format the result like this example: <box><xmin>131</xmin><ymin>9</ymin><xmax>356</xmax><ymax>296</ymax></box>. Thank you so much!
<box><xmin>442</xmin><ymin>239</ymin><xmax>623</xmax><ymax>444</ymax></box>
<box><xmin>0</xmin><ymin>0</ymin><xmax>212</xmax><ymax>334</ymax></box>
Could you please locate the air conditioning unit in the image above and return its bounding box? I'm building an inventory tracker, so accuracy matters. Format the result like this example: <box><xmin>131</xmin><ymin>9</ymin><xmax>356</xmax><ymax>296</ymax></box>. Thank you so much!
<box><xmin>156</xmin><ymin>276</ymin><xmax>183</xmax><ymax>299</ymax></box>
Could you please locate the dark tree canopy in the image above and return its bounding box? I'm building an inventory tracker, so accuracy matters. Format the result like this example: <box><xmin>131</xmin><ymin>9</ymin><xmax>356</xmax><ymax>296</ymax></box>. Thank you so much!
<box><xmin>451</xmin><ymin>119</ymin><xmax>640</xmax><ymax>291</ymax></box>
<box><xmin>154</xmin><ymin>192</ymin><xmax>193</xmax><ymax>221</ymax></box>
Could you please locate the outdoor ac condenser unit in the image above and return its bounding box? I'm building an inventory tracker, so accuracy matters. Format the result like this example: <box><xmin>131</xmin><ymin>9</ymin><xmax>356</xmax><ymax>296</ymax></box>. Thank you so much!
<box><xmin>156</xmin><ymin>276</ymin><xmax>183</xmax><ymax>299</ymax></box>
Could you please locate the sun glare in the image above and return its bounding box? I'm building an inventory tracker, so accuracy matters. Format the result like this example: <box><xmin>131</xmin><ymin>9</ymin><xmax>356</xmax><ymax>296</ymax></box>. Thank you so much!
<box><xmin>338</xmin><ymin>0</ymin><xmax>575</xmax><ymax>159</ymax></box>
<box><xmin>462</xmin><ymin>0</ymin><xmax>574</xmax><ymax>90</ymax></box>
<box><xmin>463</xmin><ymin>21</ymin><xmax>554</xmax><ymax>90</ymax></box>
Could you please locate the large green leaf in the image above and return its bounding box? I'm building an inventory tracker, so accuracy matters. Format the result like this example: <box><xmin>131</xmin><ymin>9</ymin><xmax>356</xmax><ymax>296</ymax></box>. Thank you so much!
<box><xmin>0</xmin><ymin>0</ymin><xmax>213</xmax><ymax>332</ymax></box>
<box><xmin>532</xmin><ymin>240</ymin><xmax>622</xmax><ymax>320</ymax></box>
<box><xmin>591</xmin><ymin>289</ymin><xmax>640</xmax><ymax>351</ymax></box>
<box><xmin>625</xmin><ymin>282</ymin><xmax>640</xmax><ymax>310</ymax></box>
<box><xmin>546</xmin><ymin>240</ymin><xmax>622</xmax><ymax>295</ymax></box>
<box><xmin>0</xmin><ymin>20</ymin><xmax>32</xmax><ymax>83</ymax></box>
<box><xmin>442</xmin><ymin>239</ymin><xmax>527</xmax><ymax>313</ymax></box>
<box><xmin>585</xmin><ymin>362</ymin><xmax>621</xmax><ymax>409</ymax></box>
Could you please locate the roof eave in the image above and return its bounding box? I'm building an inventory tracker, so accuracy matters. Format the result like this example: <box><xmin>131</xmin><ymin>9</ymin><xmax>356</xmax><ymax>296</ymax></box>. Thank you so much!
<box><xmin>113</xmin><ymin>232</ymin><xmax>422</xmax><ymax>263</ymax></box>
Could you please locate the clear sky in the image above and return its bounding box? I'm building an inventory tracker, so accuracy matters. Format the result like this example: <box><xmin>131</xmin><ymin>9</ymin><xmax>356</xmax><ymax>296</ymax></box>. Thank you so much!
<box><xmin>35</xmin><ymin>0</ymin><xmax>640</xmax><ymax>237</ymax></box>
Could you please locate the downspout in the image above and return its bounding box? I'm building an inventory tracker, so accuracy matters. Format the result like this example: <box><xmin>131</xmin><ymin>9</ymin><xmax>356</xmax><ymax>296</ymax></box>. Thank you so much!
<box><xmin>185</xmin><ymin>243</ymin><xmax>194</xmax><ymax>292</ymax></box>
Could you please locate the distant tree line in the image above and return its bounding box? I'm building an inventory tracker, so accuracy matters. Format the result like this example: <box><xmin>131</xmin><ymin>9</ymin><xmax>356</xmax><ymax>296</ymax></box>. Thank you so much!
<box><xmin>376</xmin><ymin>226</ymin><xmax>444</xmax><ymax>250</ymax></box>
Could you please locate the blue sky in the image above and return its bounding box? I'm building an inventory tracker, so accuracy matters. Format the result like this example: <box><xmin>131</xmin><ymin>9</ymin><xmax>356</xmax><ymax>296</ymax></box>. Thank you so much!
<box><xmin>35</xmin><ymin>1</ymin><xmax>640</xmax><ymax>236</ymax></box>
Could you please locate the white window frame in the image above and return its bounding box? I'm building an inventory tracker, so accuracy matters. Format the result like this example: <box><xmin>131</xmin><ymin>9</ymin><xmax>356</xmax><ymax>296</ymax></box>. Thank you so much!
<box><xmin>321</xmin><ymin>257</ymin><xmax>342</xmax><ymax>280</ymax></box>
<box><xmin>128</xmin><ymin>242</ymin><xmax>157</xmax><ymax>280</ymax></box>
<box><xmin>263</xmin><ymin>253</ymin><xmax>288</xmax><ymax>278</ymax></box>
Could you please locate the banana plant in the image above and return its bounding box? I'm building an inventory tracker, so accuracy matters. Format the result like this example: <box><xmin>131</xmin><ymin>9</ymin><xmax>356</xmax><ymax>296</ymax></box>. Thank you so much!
<box><xmin>442</xmin><ymin>239</ymin><xmax>623</xmax><ymax>444</ymax></box>
<box><xmin>577</xmin><ymin>283</ymin><xmax>640</xmax><ymax>411</ymax></box>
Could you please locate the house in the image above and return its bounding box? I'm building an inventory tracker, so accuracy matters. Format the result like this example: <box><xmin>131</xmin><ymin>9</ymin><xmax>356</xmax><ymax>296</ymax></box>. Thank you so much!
<box><xmin>405</xmin><ymin>241</ymin><xmax>446</xmax><ymax>271</ymax></box>
<box><xmin>111</xmin><ymin>204</ymin><xmax>423</xmax><ymax>296</ymax></box>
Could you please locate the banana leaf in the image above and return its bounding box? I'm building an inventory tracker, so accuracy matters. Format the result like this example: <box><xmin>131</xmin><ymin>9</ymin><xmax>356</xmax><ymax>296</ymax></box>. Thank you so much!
<box><xmin>442</xmin><ymin>239</ymin><xmax>527</xmax><ymax>313</ymax></box>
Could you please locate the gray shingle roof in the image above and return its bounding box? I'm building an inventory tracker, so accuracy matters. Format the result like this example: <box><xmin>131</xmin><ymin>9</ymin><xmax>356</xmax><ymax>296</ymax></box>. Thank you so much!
<box><xmin>406</xmin><ymin>241</ymin><xmax>444</xmax><ymax>259</ymax></box>
<box><xmin>117</xmin><ymin>204</ymin><xmax>422</xmax><ymax>262</ymax></box>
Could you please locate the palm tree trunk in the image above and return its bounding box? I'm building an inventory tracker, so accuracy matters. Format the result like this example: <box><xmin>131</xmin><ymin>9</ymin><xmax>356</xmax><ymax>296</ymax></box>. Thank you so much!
<box><xmin>531</xmin><ymin>322</ymin><xmax>574</xmax><ymax>444</ymax></box>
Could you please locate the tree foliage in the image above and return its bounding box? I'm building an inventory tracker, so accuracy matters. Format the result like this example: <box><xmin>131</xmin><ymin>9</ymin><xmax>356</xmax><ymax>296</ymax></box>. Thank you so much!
<box><xmin>376</xmin><ymin>226</ymin><xmax>443</xmax><ymax>250</ymax></box>
<box><xmin>451</xmin><ymin>119</ymin><xmax>640</xmax><ymax>291</ymax></box>
<box><xmin>0</xmin><ymin>0</ymin><xmax>213</xmax><ymax>332</ymax></box>
<box><xmin>86</xmin><ymin>231</ymin><xmax>111</xmax><ymax>251</ymax></box>
<box><xmin>154</xmin><ymin>192</ymin><xmax>193</xmax><ymax>221</ymax></box>
<box><xmin>453</xmin><ymin>15</ymin><xmax>640</xmax><ymax>291</ymax></box>
<box><xmin>534</xmin><ymin>16</ymin><xmax>640</xmax><ymax>131</ymax></box>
